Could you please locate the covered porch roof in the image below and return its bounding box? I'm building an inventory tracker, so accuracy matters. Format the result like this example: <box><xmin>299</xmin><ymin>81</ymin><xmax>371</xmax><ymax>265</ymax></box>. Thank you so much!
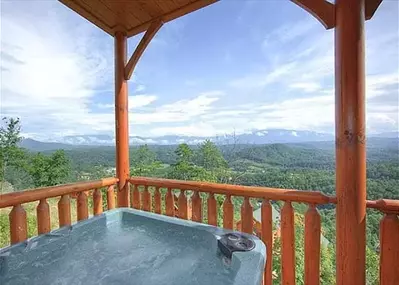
<box><xmin>54</xmin><ymin>1</ymin><xmax>385</xmax><ymax>284</ymax></box>
<box><xmin>59</xmin><ymin>0</ymin><xmax>217</xmax><ymax>37</ymax></box>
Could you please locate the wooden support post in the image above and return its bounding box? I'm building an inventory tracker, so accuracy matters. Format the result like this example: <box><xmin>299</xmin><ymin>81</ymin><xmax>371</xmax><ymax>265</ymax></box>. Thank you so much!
<box><xmin>192</xmin><ymin>191</ymin><xmax>202</xmax><ymax>222</ymax></box>
<box><xmin>379</xmin><ymin>214</ymin><xmax>399</xmax><ymax>285</ymax></box>
<box><xmin>106</xmin><ymin>185</ymin><xmax>115</xmax><ymax>210</ymax></box>
<box><xmin>77</xmin><ymin>191</ymin><xmax>89</xmax><ymax>221</ymax></box>
<box><xmin>125</xmin><ymin>20</ymin><xmax>163</xmax><ymax>80</ymax></box>
<box><xmin>261</xmin><ymin>200</ymin><xmax>273</xmax><ymax>285</ymax></box>
<box><xmin>335</xmin><ymin>0</ymin><xmax>366</xmax><ymax>284</ymax></box>
<box><xmin>9</xmin><ymin>204</ymin><xmax>27</xmax><ymax>244</ymax></box>
<box><xmin>165</xmin><ymin>188</ymin><xmax>175</xmax><ymax>217</ymax></box>
<box><xmin>154</xmin><ymin>187</ymin><xmax>162</xmax><ymax>214</ymax></box>
<box><xmin>58</xmin><ymin>195</ymin><xmax>71</xmax><ymax>227</ymax></box>
<box><xmin>281</xmin><ymin>201</ymin><xmax>296</xmax><ymax>285</ymax></box>
<box><xmin>223</xmin><ymin>195</ymin><xmax>234</xmax><ymax>230</ymax></box>
<box><xmin>115</xmin><ymin>31</ymin><xmax>130</xmax><ymax>207</ymax></box>
<box><xmin>207</xmin><ymin>193</ymin><xmax>217</xmax><ymax>226</ymax></box>
<box><xmin>241</xmin><ymin>197</ymin><xmax>253</xmax><ymax>234</ymax></box>
<box><xmin>37</xmin><ymin>199</ymin><xmax>51</xmax><ymax>235</ymax></box>
<box><xmin>142</xmin><ymin>186</ymin><xmax>151</xmax><ymax>212</ymax></box>
<box><xmin>305</xmin><ymin>204</ymin><xmax>321</xmax><ymax>285</ymax></box>
<box><xmin>93</xmin><ymin>188</ymin><xmax>103</xmax><ymax>215</ymax></box>
<box><xmin>178</xmin><ymin>190</ymin><xmax>188</xmax><ymax>219</ymax></box>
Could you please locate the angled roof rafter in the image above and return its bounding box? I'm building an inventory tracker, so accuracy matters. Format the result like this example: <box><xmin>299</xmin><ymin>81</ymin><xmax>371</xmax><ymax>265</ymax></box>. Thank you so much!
<box><xmin>59</xmin><ymin>0</ymin><xmax>218</xmax><ymax>37</ymax></box>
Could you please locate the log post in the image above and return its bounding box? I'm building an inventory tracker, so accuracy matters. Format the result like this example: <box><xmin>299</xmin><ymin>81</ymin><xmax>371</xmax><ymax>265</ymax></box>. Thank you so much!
<box><xmin>335</xmin><ymin>0</ymin><xmax>366</xmax><ymax>283</ymax></box>
<box><xmin>115</xmin><ymin>31</ymin><xmax>130</xmax><ymax>207</ymax></box>
<box><xmin>9</xmin><ymin>204</ymin><xmax>27</xmax><ymax>244</ymax></box>
<box><xmin>37</xmin><ymin>199</ymin><xmax>51</xmax><ymax>234</ymax></box>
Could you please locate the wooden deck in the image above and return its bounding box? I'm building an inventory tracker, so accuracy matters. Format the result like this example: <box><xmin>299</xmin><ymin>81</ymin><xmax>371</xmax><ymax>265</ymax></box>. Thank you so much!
<box><xmin>1</xmin><ymin>177</ymin><xmax>398</xmax><ymax>284</ymax></box>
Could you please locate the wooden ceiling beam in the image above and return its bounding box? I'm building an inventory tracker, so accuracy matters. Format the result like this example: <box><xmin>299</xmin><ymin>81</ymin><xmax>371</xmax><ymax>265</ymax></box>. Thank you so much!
<box><xmin>126</xmin><ymin>0</ymin><xmax>217</xmax><ymax>37</ymax></box>
<box><xmin>124</xmin><ymin>20</ymin><xmax>163</xmax><ymax>80</ymax></box>
<box><xmin>291</xmin><ymin>0</ymin><xmax>335</xmax><ymax>30</ymax></box>
<box><xmin>365</xmin><ymin>0</ymin><xmax>383</xmax><ymax>20</ymax></box>
<box><xmin>60</xmin><ymin>0</ymin><xmax>113</xmax><ymax>35</ymax></box>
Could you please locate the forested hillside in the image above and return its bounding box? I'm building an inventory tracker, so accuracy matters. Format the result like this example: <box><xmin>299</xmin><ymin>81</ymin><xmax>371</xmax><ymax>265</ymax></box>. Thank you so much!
<box><xmin>1</xmin><ymin>117</ymin><xmax>398</xmax><ymax>284</ymax></box>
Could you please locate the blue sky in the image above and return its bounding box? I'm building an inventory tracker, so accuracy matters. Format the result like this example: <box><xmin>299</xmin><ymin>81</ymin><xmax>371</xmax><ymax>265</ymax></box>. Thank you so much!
<box><xmin>1</xmin><ymin>0</ymin><xmax>398</xmax><ymax>141</ymax></box>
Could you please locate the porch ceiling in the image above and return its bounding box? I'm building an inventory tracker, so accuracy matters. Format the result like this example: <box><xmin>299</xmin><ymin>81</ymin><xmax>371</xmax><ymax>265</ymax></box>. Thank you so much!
<box><xmin>59</xmin><ymin>0</ymin><xmax>218</xmax><ymax>37</ymax></box>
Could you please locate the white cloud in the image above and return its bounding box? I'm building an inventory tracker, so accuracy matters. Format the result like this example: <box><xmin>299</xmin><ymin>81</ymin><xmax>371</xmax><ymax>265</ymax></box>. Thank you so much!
<box><xmin>1</xmin><ymin>1</ymin><xmax>397</xmax><ymax>141</ymax></box>
<box><xmin>367</xmin><ymin>73</ymin><xmax>399</xmax><ymax>98</ymax></box>
<box><xmin>229</xmin><ymin>62</ymin><xmax>298</xmax><ymax>89</ymax></box>
<box><xmin>129</xmin><ymin>95</ymin><xmax>157</xmax><ymax>109</ymax></box>
<box><xmin>97</xmin><ymin>95</ymin><xmax>158</xmax><ymax>110</ymax></box>
<box><xmin>149</xmin><ymin>123</ymin><xmax>221</xmax><ymax>137</ymax></box>
<box><xmin>1</xmin><ymin>1</ymin><xmax>113</xmax><ymax>138</ymax></box>
<box><xmin>262</xmin><ymin>18</ymin><xmax>316</xmax><ymax>47</ymax></box>
<box><xmin>129</xmin><ymin>91</ymin><xmax>223</xmax><ymax>125</ymax></box>
<box><xmin>289</xmin><ymin>82</ymin><xmax>321</xmax><ymax>93</ymax></box>
<box><xmin>134</xmin><ymin>84</ymin><xmax>146</xmax><ymax>92</ymax></box>
<box><xmin>97</xmin><ymin>103</ymin><xmax>114</xmax><ymax>109</ymax></box>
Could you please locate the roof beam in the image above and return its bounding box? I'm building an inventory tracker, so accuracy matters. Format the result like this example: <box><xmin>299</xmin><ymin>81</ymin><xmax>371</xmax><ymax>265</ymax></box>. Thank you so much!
<box><xmin>365</xmin><ymin>0</ymin><xmax>383</xmax><ymax>20</ymax></box>
<box><xmin>291</xmin><ymin>0</ymin><xmax>335</xmax><ymax>29</ymax></box>
<box><xmin>126</xmin><ymin>0</ymin><xmax>217</xmax><ymax>37</ymax></box>
<box><xmin>59</xmin><ymin>0</ymin><xmax>113</xmax><ymax>35</ymax></box>
<box><xmin>124</xmin><ymin>20</ymin><xmax>163</xmax><ymax>80</ymax></box>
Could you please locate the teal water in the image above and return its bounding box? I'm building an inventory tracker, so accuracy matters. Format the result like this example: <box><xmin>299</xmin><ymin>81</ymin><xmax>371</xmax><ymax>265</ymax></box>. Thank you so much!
<box><xmin>1</xmin><ymin>213</ymin><xmax>237</xmax><ymax>285</ymax></box>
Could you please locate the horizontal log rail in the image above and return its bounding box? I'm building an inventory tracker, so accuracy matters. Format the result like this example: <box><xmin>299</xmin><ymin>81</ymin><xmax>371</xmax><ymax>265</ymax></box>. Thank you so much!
<box><xmin>1</xmin><ymin>176</ymin><xmax>398</xmax><ymax>285</ymax></box>
<box><xmin>366</xmin><ymin>199</ymin><xmax>399</xmax><ymax>214</ymax></box>
<box><xmin>0</xmin><ymin>178</ymin><xmax>118</xmax><ymax>208</ymax></box>
<box><xmin>366</xmin><ymin>199</ymin><xmax>399</xmax><ymax>284</ymax></box>
<box><xmin>129</xmin><ymin>176</ymin><xmax>337</xmax><ymax>285</ymax></box>
<box><xmin>129</xmin><ymin>176</ymin><xmax>335</xmax><ymax>205</ymax></box>
<box><xmin>0</xmin><ymin>178</ymin><xmax>118</xmax><ymax>245</ymax></box>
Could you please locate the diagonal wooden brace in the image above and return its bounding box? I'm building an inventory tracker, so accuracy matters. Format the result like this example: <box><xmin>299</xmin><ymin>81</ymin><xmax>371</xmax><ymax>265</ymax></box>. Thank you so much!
<box><xmin>124</xmin><ymin>19</ymin><xmax>163</xmax><ymax>80</ymax></box>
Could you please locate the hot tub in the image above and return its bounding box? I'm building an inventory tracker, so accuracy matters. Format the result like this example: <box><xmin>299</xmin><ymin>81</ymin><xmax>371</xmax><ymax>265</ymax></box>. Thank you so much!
<box><xmin>0</xmin><ymin>208</ymin><xmax>266</xmax><ymax>285</ymax></box>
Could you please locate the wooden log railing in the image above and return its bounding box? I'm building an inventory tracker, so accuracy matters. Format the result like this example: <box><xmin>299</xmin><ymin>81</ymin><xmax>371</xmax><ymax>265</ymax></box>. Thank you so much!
<box><xmin>1</xmin><ymin>176</ymin><xmax>398</xmax><ymax>285</ymax></box>
<box><xmin>129</xmin><ymin>176</ymin><xmax>335</xmax><ymax>285</ymax></box>
<box><xmin>0</xmin><ymin>177</ymin><xmax>118</xmax><ymax>245</ymax></box>
<box><xmin>366</xmin><ymin>199</ymin><xmax>399</xmax><ymax>285</ymax></box>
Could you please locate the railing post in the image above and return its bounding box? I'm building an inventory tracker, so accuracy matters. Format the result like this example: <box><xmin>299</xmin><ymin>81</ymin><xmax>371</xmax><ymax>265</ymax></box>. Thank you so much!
<box><xmin>178</xmin><ymin>190</ymin><xmax>188</xmax><ymax>219</ymax></box>
<box><xmin>261</xmin><ymin>200</ymin><xmax>273</xmax><ymax>285</ymax></box>
<box><xmin>131</xmin><ymin>185</ymin><xmax>141</xmax><ymax>209</ymax></box>
<box><xmin>93</xmin><ymin>188</ymin><xmax>103</xmax><ymax>215</ymax></box>
<box><xmin>241</xmin><ymin>197</ymin><xmax>253</xmax><ymax>234</ymax></box>
<box><xmin>9</xmin><ymin>204</ymin><xmax>27</xmax><ymax>244</ymax></box>
<box><xmin>165</xmin><ymin>188</ymin><xmax>175</xmax><ymax>217</ymax></box>
<box><xmin>58</xmin><ymin>195</ymin><xmax>71</xmax><ymax>227</ymax></box>
<box><xmin>281</xmin><ymin>201</ymin><xmax>296</xmax><ymax>285</ymax></box>
<box><xmin>335</xmin><ymin>0</ymin><xmax>366</xmax><ymax>284</ymax></box>
<box><xmin>192</xmin><ymin>191</ymin><xmax>202</xmax><ymax>222</ymax></box>
<box><xmin>37</xmin><ymin>199</ymin><xmax>51</xmax><ymax>235</ymax></box>
<box><xmin>142</xmin><ymin>186</ymin><xmax>151</xmax><ymax>212</ymax></box>
<box><xmin>305</xmin><ymin>204</ymin><xmax>321</xmax><ymax>285</ymax></box>
<box><xmin>115</xmin><ymin>30</ymin><xmax>130</xmax><ymax>208</ymax></box>
<box><xmin>207</xmin><ymin>193</ymin><xmax>217</xmax><ymax>226</ymax></box>
<box><xmin>223</xmin><ymin>194</ymin><xmax>234</xmax><ymax>229</ymax></box>
<box><xmin>107</xmin><ymin>185</ymin><xmax>116</xmax><ymax>210</ymax></box>
<box><xmin>379</xmin><ymin>213</ymin><xmax>399</xmax><ymax>285</ymax></box>
<box><xmin>77</xmin><ymin>191</ymin><xmax>89</xmax><ymax>221</ymax></box>
<box><xmin>154</xmin><ymin>187</ymin><xmax>162</xmax><ymax>214</ymax></box>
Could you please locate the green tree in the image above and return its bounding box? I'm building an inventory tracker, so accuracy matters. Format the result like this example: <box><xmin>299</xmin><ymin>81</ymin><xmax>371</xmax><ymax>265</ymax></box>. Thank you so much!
<box><xmin>175</xmin><ymin>143</ymin><xmax>194</xmax><ymax>163</ymax></box>
<box><xmin>196</xmin><ymin>140</ymin><xmax>227</xmax><ymax>170</ymax></box>
<box><xmin>27</xmin><ymin>150</ymin><xmax>71</xmax><ymax>187</ymax></box>
<box><xmin>130</xmin><ymin>145</ymin><xmax>162</xmax><ymax>176</ymax></box>
<box><xmin>0</xmin><ymin>117</ymin><xmax>25</xmax><ymax>181</ymax></box>
<box><xmin>168</xmin><ymin>143</ymin><xmax>217</xmax><ymax>181</ymax></box>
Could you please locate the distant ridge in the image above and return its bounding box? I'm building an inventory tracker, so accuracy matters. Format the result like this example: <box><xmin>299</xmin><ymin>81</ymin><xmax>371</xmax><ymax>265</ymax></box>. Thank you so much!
<box><xmin>19</xmin><ymin>129</ymin><xmax>398</xmax><ymax>151</ymax></box>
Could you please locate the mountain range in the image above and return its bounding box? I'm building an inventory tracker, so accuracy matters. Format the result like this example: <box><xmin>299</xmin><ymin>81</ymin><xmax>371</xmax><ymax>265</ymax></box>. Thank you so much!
<box><xmin>20</xmin><ymin>129</ymin><xmax>398</xmax><ymax>151</ymax></box>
